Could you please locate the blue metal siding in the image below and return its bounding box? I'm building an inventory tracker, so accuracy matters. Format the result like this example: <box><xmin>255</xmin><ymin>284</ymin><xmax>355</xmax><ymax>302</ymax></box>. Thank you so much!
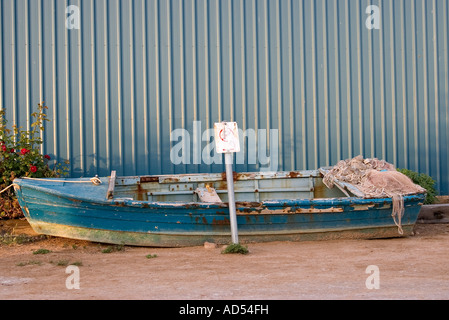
<box><xmin>0</xmin><ymin>0</ymin><xmax>448</xmax><ymax>195</ymax></box>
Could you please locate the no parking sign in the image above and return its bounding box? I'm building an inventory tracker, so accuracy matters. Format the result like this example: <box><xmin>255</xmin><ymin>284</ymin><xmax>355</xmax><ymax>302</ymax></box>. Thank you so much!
<box><xmin>214</xmin><ymin>121</ymin><xmax>240</xmax><ymax>244</ymax></box>
<box><xmin>214</xmin><ymin>122</ymin><xmax>240</xmax><ymax>154</ymax></box>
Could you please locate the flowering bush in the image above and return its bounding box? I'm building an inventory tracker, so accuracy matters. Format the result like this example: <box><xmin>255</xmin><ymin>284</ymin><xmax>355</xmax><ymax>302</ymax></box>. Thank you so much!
<box><xmin>0</xmin><ymin>102</ymin><xmax>69</xmax><ymax>219</ymax></box>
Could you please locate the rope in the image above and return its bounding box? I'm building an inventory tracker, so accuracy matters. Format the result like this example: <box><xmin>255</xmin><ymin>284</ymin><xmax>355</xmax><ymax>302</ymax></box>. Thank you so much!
<box><xmin>90</xmin><ymin>177</ymin><xmax>102</xmax><ymax>185</ymax></box>
<box><xmin>21</xmin><ymin>176</ymin><xmax>102</xmax><ymax>185</ymax></box>
<box><xmin>391</xmin><ymin>194</ymin><xmax>404</xmax><ymax>235</ymax></box>
<box><xmin>0</xmin><ymin>176</ymin><xmax>102</xmax><ymax>197</ymax></box>
<box><xmin>0</xmin><ymin>184</ymin><xmax>15</xmax><ymax>194</ymax></box>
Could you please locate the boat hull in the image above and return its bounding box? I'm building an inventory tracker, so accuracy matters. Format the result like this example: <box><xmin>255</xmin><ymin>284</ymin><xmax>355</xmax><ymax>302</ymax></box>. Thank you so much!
<box><xmin>26</xmin><ymin>220</ymin><xmax>416</xmax><ymax>247</ymax></box>
<box><xmin>13</xmin><ymin>176</ymin><xmax>425</xmax><ymax>247</ymax></box>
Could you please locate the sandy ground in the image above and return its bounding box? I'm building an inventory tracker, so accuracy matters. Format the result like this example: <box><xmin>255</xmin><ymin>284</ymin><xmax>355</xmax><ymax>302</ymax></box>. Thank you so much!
<box><xmin>0</xmin><ymin>219</ymin><xmax>448</xmax><ymax>300</ymax></box>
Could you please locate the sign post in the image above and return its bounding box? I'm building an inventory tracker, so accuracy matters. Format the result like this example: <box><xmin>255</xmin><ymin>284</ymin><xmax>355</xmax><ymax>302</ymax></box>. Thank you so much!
<box><xmin>214</xmin><ymin>121</ymin><xmax>240</xmax><ymax>244</ymax></box>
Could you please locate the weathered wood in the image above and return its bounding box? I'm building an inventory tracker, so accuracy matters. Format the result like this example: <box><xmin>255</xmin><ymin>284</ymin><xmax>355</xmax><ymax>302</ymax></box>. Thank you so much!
<box><xmin>107</xmin><ymin>170</ymin><xmax>116</xmax><ymax>200</ymax></box>
<box><xmin>417</xmin><ymin>204</ymin><xmax>449</xmax><ymax>223</ymax></box>
<box><xmin>195</xmin><ymin>187</ymin><xmax>222</xmax><ymax>203</ymax></box>
<box><xmin>157</xmin><ymin>170</ymin><xmax>320</xmax><ymax>184</ymax></box>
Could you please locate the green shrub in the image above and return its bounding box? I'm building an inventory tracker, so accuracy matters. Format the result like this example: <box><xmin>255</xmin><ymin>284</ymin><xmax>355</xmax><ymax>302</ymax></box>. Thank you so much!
<box><xmin>397</xmin><ymin>168</ymin><xmax>437</xmax><ymax>204</ymax></box>
<box><xmin>101</xmin><ymin>244</ymin><xmax>125</xmax><ymax>253</ymax></box>
<box><xmin>0</xmin><ymin>102</ymin><xmax>69</xmax><ymax>219</ymax></box>
<box><xmin>33</xmin><ymin>248</ymin><xmax>51</xmax><ymax>255</ymax></box>
<box><xmin>221</xmin><ymin>243</ymin><xmax>249</xmax><ymax>255</ymax></box>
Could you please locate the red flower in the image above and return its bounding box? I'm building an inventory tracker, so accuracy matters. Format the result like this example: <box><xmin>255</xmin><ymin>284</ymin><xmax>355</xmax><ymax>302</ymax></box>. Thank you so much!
<box><xmin>30</xmin><ymin>165</ymin><xmax>37</xmax><ymax>173</ymax></box>
<box><xmin>44</xmin><ymin>154</ymin><xmax>51</xmax><ymax>160</ymax></box>
<box><xmin>21</xmin><ymin>148</ymin><xmax>30</xmax><ymax>155</ymax></box>
<box><xmin>10</xmin><ymin>148</ymin><xmax>14</xmax><ymax>153</ymax></box>
<box><xmin>1</xmin><ymin>145</ymin><xmax>7</xmax><ymax>152</ymax></box>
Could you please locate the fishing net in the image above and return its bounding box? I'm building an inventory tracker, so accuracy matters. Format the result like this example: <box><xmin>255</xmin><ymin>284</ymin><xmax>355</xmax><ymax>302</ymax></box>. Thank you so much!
<box><xmin>323</xmin><ymin>155</ymin><xmax>426</xmax><ymax>234</ymax></box>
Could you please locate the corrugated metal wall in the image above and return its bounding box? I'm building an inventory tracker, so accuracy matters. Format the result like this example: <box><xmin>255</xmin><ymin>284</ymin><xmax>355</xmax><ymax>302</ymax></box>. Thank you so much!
<box><xmin>0</xmin><ymin>0</ymin><xmax>448</xmax><ymax>194</ymax></box>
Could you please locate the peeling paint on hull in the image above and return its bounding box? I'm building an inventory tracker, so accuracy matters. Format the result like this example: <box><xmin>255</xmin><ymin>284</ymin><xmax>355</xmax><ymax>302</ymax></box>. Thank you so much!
<box><xmin>13</xmin><ymin>174</ymin><xmax>426</xmax><ymax>247</ymax></box>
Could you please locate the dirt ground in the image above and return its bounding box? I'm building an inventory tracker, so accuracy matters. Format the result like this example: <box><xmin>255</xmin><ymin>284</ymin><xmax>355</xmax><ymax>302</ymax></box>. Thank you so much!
<box><xmin>0</xmin><ymin>219</ymin><xmax>448</xmax><ymax>300</ymax></box>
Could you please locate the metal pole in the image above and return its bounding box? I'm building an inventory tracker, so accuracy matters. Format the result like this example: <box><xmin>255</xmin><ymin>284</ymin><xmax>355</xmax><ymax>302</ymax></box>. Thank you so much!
<box><xmin>225</xmin><ymin>152</ymin><xmax>239</xmax><ymax>244</ymax></box>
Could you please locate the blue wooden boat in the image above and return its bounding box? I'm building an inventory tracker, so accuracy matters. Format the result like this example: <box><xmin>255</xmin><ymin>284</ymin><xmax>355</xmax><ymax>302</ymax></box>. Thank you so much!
<box><xmin>13</xmin><ymin>169</ymin><xmax>426</xmax><ymax>247</ymax></box>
